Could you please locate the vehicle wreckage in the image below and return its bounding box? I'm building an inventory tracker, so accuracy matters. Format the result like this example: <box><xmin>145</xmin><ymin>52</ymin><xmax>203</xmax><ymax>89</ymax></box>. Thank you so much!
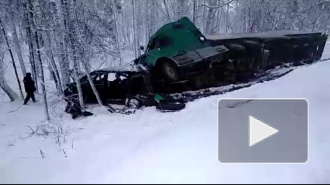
<box><xmin>64</xmin><ymin>67</ymin><xmax>186</xmax><ymax>114</ymax></box>
<box><xmin>64</xmin><ymin>17</ymin><xmax>328</xmax><ymax>114</ymax></box>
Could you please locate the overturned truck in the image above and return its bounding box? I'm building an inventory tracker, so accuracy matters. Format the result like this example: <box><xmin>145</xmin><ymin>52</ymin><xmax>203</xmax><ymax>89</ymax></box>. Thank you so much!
<box><xmin>208</xmin><ymin>31</ymin><xmax>328</xmax><ymax>83</ymax></box>
<box><xmin>134</xmin><ymin>17</ymin><xmax>328</xmax><ymax>93</ymax></box>
<box><xmin>64</xmin><ymin>17</ymin><xmax>328</xmax><ymax>114</ymax></box>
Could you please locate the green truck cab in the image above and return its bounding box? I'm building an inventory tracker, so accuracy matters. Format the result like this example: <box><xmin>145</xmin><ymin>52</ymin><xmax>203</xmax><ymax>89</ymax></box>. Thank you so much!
<box><xmin>135</xmin><ymin>17</ymin><xmax>228</xmax><ymax>85</ymax></box>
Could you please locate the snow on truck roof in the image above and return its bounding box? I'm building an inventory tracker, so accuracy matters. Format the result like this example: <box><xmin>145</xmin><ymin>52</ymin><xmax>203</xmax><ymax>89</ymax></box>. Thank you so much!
<box><xmin>206</xmin><ymin>31</ymin><xmax>323</xmax><ymax>40</ymax></box>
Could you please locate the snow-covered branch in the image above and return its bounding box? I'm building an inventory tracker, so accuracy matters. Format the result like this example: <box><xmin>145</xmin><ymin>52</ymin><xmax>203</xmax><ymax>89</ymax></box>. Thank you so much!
<box><xmin>200</xmin><ymin>0</ymin><xmax>236</xmax><ymax>9</ymax></box>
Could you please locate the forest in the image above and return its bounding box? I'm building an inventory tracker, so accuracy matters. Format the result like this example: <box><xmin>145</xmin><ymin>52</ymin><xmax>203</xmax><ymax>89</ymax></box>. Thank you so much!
<box><xmin>0</xmin><ymin>0</ymin><xmax>329</xmax><ymax>120</ymax></box>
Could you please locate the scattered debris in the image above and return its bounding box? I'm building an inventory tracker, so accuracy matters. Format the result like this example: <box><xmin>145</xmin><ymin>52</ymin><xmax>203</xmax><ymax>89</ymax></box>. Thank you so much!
<box><xmin>40</xmin><ymin>150</ymin><xmax>45</xmax><ymax>159</ymax></box>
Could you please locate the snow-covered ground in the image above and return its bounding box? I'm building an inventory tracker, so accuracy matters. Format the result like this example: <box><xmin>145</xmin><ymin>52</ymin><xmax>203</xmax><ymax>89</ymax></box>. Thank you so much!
<box><xmin>0</xmin><ymin>42</ymin><xmax>330</xmax><ymax>183</ymax></box>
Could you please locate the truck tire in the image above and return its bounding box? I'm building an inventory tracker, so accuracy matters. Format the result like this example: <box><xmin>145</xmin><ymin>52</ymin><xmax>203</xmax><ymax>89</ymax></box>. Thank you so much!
<box><xmin>156</xmin><ymin>95</ymin><xmax>186</xmax><ymax>112</ymax></box>
<box><xmin>242</xmin><ymin>40</ymin><xmax>262</xmax><ymax>49</ymax></box>
<box><xmin>160</xmin><ymin>61</ymin><xmax>179</xmax><ymax>83</ymax></box>
<box><xmin>156</xmin><ymin>101</ymin><xmax>186</xmax><ymax>112</ymax></box>
<box><xmin>125</xmin><ymin>98</ymin><xmax>141</xmax><ymax>109</ymax></box>
<box><xmin>227</xmin><ymin>43</ymin><xmax>246</xmax><ymax>53</ymax></box>
<box><xmin>189</xmin><ymin>70</ymin><xmax>214</xmax><ymax>90</ymax></box>
<box><xmin>189</xmin><ymin>76</ymin><xmax>204</xmax><ymax>90</ymax></box>
<box><xmin>226</xmin><ymin>43</ymin><xmax>246</xmax><ymax>58</ymax></box>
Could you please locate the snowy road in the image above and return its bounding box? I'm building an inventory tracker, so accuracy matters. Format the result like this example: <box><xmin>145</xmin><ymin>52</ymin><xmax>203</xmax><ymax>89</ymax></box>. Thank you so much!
<box><xmin>0</xmin><ymin>42</ymin><xmax>330</xmax><ymax>183</ymax></box>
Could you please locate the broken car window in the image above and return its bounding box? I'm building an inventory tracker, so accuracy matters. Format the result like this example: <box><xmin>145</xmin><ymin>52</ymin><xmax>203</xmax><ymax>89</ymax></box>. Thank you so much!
<box><xmin>108</xmin><ymin>73</ymin><xmax>117</xmax><ymax>81</ymax></box>
<box><xmin>94</xmin><ymin>73</ymin><xmax>107</xmax><ymax>84</ymax></box>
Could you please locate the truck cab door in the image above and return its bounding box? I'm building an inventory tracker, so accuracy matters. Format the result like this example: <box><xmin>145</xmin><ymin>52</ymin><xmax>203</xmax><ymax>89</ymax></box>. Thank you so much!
<box><xmin>146</xmin><ymin>36</ymin><xmax>174</xmax><ymax>67</ymax></box>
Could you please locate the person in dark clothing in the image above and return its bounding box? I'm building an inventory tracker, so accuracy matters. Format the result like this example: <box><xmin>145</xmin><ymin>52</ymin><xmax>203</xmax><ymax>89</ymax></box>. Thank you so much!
<box><xmin>23</xmin><ymin>72</ymin><xmax>36</xmax><ymax>105</ymax></box>
<box><xmin>64</xmin><ymin>85</ymin><xmax>93</xmax><ymax>119</ymax></box>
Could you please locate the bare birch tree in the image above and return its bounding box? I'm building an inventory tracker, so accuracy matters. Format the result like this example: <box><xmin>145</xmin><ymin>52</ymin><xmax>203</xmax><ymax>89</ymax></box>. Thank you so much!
<box><xmin>10</xmin><ymin>17</ymin><xmax>27</xmax><ymax>77</ymax></box>
<box><xmin>0</xmin><ymin>44</ymin><xmax>19</xmax><ymax>101</ymax></box>
<box><xmin>30</xmin><ymin>0</ymin><xmax>50</xmax><ymax>120</ymax></box>
<box><xmin>0</xmin><ymin>19</ymin><xmax>24</xmax><ymax>99</ymax></box>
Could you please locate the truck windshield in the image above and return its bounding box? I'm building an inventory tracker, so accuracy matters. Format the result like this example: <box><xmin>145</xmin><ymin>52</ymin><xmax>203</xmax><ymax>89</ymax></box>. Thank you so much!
<box><xmin>155</xmin><ymin>36</ymin><xmax>172</xmax><ymax>48</ymax></box>
<box><xmin>147</xmin><ymin>36</ymin><xmax>172</xmax><ymax>51</ymax></box>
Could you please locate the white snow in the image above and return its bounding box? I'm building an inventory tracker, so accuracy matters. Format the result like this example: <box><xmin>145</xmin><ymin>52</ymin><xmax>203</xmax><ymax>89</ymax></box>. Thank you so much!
<box><xmin>0</xmin><ymin>42</ymin><xmax>330</xmax><ymax>183</ymax></box>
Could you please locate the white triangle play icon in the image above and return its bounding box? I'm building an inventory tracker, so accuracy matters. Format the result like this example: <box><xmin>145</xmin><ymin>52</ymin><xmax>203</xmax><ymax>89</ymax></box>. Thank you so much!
<box><xmin>249</xmin><ymin>116</ymin><xmax>279</xmax><ymax>147</ymax></box>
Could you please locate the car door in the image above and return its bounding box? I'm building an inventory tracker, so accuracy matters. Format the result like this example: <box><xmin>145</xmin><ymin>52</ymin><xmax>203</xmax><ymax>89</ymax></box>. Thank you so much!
<box><xmin>92</xmin><ymin>73</ymin><xmax>108</xmax><ymax>101</ymax></box>
<box><xmin>106</xmin><ymin>72</ymin><xmax>127</xmax><ymax>103</ymax></box>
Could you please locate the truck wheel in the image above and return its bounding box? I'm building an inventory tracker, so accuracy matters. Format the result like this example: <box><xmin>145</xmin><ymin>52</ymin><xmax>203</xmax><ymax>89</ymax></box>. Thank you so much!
<box><xmin>189</xmin><ymin>76</ymin><xmax>203</xmax><ymax>90</ymax></box>
<box><xmin>242</xmin><ymin>40</ymin><xmax>262</xmax><ymax>49</ymax></box>
<box><xmin>157</xmin><ymin>100</ymin><xmax>186</xmax><ymax>112</ymax></box>
<box><xmin>125</xmin><ymin>98</ymin><xmax>141</xmax><ymax>109</ymax></box>
<box><xmin>160</xmin><ymin>61</ymin><xmax>179</xmax><ymax>83</ymax></box>
<box><xmin>189</xmin><ymin>70</ymin><xmax>213</xmax><ymax>90</ymax></box>
<box><xmin>227</xmin><ymin>43</ymin><xmax>246</xmax><ymax>53</ymax></box>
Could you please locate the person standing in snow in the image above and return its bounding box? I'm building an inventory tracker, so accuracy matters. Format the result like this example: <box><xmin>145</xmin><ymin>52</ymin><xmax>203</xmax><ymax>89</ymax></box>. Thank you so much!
<box><xmin>23</xmin><ymin>72</ymin><xmax>36</xmax><ymax>105</ymax></box>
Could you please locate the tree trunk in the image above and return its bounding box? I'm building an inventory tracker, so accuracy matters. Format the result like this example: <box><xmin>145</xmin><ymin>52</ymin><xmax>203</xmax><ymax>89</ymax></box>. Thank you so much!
<box><xmin>163</xmin><ymin>0</ymin><xmax>171</xmax><ymax>22</ymax></box>
<box><xmin>225</xmin><ymin>0</ymin><xmax>229</xmax><ymax>33</ymax></box>
<box><xmin>202</xmin><ymin>0</ymin><xmax>207</xmax><ymax>34</ymax></box>
<box><xmin>0</xmin><ymin>82</ymin><xmax>19</xmax><ymax>101</ymax></box>
<box><xmin>177</xmin><ymin>0</ymin><xmax>186</xmax><ymax>19</ymax></box>
<box><xmin>23</xmin><ymin>1</ymin><xmax>39</xmax><ymax>93</ymax></box>
<box><xmin>205</xmin><ymin>0</ymin><xmax>217</xmax><ymax>34</ymax></box>
<box><xmin>193</xmin><ymin>0</ymin><xmax>197</xmax><ymax>23</ymax></box>
<box><xmin>58</xmin><ymin>0</ymin><xmax>71</xmax><ymax>88</ymax></box>
<box><xmin>67</xmin><ymin>0</ymin><xmax>85</xmax><ymax>110</ymax></box>
<box><xmin>0</xmin><ymin>55</ymin><xmax>19</xmax><ymax>101</ymax></box>
<box><xmin>131</xmin><ymin>0</ymin><xmax>138</xmax><ymax>58</ymax></box>
<box><xmin>43</xmin><ymin>27</ymin><xmax>63</xmax><ymax>94</ymax></box>
<box><xmin>112</xmin><ymin>0</ymin><xmax>122</xmax><ymax>66</ymax></box>
<box><xmin>0</xmin><ymin>19</ymin><xmax>24</xmax><ymax>100</ymax></box>
<box><xmin>135</xmin><ymin>1</ymin><xmax>141</xmax><ymax>57</ymax></box>
<box><xmin>30</xmin><ymin>0</ymin><xmax>50</xmax><ymax>120</ymax></box>
<box><xmin>38</xmin><ymin>0</ymin><xmax>63</xmax><ymax>94</ymax></box>
<box><xmin>11</xmin><ymin>19</ymin><xmax>27</xmax><ymax>77</ymax></box>
<box><xmin>81</xmin><ymin>53</ymin><xmax>103</xmax><ymax>106</ymax></box>
<box><xmin>76</xmin><ymin>6</ymin><xmax>103</xmax><ymax>106</ymax></box>
<box><xmin>58</xmin><ymin>39</ymin><xmax>70</xmax><ymax>88</ymax></box>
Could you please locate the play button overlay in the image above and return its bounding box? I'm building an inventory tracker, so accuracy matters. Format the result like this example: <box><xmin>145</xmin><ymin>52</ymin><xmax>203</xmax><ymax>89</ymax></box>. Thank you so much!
<box><xmin>249</xmin><ymin>116</ymin><xmax>279</xmax><ymax>147</ymax></box>
<box><xmin>218</xmin><ymin>98</ymin><xmax>308</xmax><ymax>163</ymax></box>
